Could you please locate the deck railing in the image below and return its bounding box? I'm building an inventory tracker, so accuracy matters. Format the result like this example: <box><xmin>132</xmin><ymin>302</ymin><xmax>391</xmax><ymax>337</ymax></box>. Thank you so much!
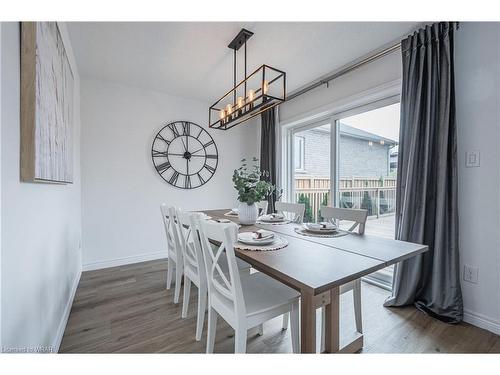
<box><xmin>294</xmin><ymin>176</ymin><xmax>397</xmax><ymax>222</ymax></box>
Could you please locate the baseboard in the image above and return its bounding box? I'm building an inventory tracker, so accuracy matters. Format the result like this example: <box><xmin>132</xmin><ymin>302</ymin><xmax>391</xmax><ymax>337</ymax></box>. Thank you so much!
<box><xmin>463</xmin><ymin>309</ymin><xmax>500</xmax><ymax>335</ymax></box>
<box><xmin>82</xmin><ymin>251</ymin><xmax>168</xmax><ymax>272</ymax></box>
<box><xmin>53</xmin><ymin>267</ymin><xmax>82</xmax><ymax>353</ymax></box>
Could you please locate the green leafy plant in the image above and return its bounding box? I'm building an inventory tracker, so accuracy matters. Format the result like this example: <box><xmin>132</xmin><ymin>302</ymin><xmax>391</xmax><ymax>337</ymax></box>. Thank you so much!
<box><xmin>297</xmin><ymin>193</ymin><xmax>313</xmax><ymax>223</ymax></box>
<box><xmin>361</xmin><ymin>191</ymin><xmax>373</xmax><ymax>216</ymax></box>
<box><xmin>232</xmin><ymin>158</ymin><xmax>275</xmax><ymax>205</ymax></box>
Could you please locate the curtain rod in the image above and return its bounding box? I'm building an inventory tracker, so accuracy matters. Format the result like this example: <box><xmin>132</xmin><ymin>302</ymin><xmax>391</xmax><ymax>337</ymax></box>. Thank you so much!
<box><xmin>287</xmin><ymin>42</ymin><xmax>401</xmax><ymax>101</ymax></box>
<box><xmin>286</xmin><ymin>22</ymin><xmax>460</xmax><ymax>102</ymax></box>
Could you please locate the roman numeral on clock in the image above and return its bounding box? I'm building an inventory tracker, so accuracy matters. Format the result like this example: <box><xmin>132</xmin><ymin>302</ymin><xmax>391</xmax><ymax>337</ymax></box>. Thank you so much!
<box><xmin>203</xmin><ymin>140</ymin><xmax>214</xmax><ymax>148</ymax></box>
<box><xmin>156</xmin><ymin>161</ymin><xmax>171</xmax><ymax>174</ymax></box>
<box><xmin>205</xmin><ymin>154</ymin><xmax>217</xmax><ymax>159</ymax></box>
<box><xmin>156</xmin><ymin>133</ymin><xmax>171</xmax><ymax>145</ymax></box>
<box><xmin>204</xmin><ymin>164</ymin><xmax>216</xmax><ymax>174</ymax></box>
<box><xmin>184</xmin><ymin>175</ymin><xmax>192</xmax><ymax>189</ymax></box>
<box><xmin>169</xmin><ymin>171</ymin><xmax>180</xmax><ymax>185</ymax></box>
<box><xmin>182</xmin><ymin>122</ymin><xmax>190</xmax><ymax>136</ymax></box>
<box><xmin>197</xmin><ymin>173</ymin><xmax>205</xmax><ymax>185</ymax></box>
<box><xmin>152</xmin><ymin>149</ymin><xmax>168</xmax><ymax>157</ymax></box>
<box><xmin>167</xmin><ymin>123</ymin><xmax>180</xmax><ymax>137</ymax></box>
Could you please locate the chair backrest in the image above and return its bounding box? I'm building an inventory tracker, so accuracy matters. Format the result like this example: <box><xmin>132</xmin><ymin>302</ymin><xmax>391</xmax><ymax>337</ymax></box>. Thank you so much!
<box><xmin>320</xmin><ymin>206</ymin><xmax>368</xmax><ymax>234</ymax></box>
<box><xmin>196</xmin><ymin>218</ymin><xmax>246</xmax><ymax>319</ymax></box>
<box><xmin>255</xmin><ymin>200</ymin><xmax>269</xmax><ymax>216</ymax></box>
<box><xmin>176</xmin><ymin>209</ymin><xmax>206</xmax><ymax>280</ymax></box>
<box><xmin>160</xmin><ymin>204</ymin><xmax>182</xmax><ymax>258</ymax></box>
<box><xmin>275</xmin><ymin>201</ymin><xmax>305</xmax><ymax>223</ymax></box>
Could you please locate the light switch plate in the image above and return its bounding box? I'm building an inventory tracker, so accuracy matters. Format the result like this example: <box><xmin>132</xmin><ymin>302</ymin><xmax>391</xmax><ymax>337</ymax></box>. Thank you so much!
<box><xmin>465</xmin><ymin>151</ymin><xmax>480</xmax><ymax>167</ymax></box>
<box><xmin>463</xmin><ymin>265</ymin><xmax>479</xmax><ymax>284</ymax></box>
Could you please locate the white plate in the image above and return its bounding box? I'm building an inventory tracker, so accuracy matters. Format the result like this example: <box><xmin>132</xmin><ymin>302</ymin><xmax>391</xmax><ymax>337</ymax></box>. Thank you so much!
<box><xmin>259</xmin><ymin>215</ymin><xmax>286</xmax><ymax>223</ymax></box>
<box><xmin>238</xmin><ymin>232</ymin><xmax>276</xmax><ymax>245</ymax></box>
<box><xmin>302</xmin><ymin>223</ymin><xmax>337</xmax><ymax>234</ymax></box>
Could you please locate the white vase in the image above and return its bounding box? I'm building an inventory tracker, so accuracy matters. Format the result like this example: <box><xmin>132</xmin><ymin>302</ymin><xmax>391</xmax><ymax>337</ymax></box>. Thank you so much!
<box><xmin>238</xmin><ymin>202</ymin><xmax>258</xmax><ymax>225</ymax></box>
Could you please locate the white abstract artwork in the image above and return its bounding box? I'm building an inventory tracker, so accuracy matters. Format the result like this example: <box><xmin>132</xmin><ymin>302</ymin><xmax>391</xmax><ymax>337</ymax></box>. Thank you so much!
<box><xmin>21</xmin><ymin>22</ymin><xmax>74</xmax><ymax>183</ymax></box>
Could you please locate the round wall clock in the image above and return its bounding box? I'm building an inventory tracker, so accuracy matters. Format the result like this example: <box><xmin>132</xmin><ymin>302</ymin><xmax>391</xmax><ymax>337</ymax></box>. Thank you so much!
<box><xmin>151</xmin><ymin>121</ymin><xmax>218</xmax><ymax>189</ymax></box>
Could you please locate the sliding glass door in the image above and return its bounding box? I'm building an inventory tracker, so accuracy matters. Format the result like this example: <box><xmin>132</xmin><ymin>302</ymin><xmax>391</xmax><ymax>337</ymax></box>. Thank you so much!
<box><xmin>292</xmin><ymin>123</ymin><xmax>331</xmax><ymax>223</ymax></box>
<box><xmin>284</xmin><ymin>99</ymin><xmax>400</xmax><ymax>289</ymax></box>
<box><xmin>336</xmin><ymin>102</ymin><xmax>400</xmax><ymax>288</ymax></box>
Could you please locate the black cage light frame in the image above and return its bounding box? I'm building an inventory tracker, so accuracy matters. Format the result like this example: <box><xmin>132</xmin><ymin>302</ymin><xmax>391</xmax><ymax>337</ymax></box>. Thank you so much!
<box><xmin>209</xmin><ymin>29</ymin><xmax>286</xmax><ymax>130</ymax></box>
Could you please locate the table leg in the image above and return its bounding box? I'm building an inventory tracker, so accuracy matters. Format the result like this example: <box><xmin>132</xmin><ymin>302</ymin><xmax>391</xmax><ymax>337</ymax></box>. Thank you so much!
<box><xmin>300</xmin><ymin>292</ymin><xmax>316</xmax><ymax>353</ymax></box>
<box><xmin>324</xmin><ymin>287</ymin><xmax>340</xmax><ymax>353</ymax></box>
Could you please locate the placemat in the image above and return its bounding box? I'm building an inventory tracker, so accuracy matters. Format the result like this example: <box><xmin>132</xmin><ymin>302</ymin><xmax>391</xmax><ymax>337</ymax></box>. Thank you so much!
<box><xmin>234</xmin><ymin>237</ymin><xmax>288</xmax><ymax>251</ymax></box>
<box><xmin>294</xmin><ymin>227</ymin><xmax>350</xmax><ymax>238</ymax></box>
<box><xmin>256</xmin><ymin>219</ymin><xmax>290</xmax><ymax>225</ymax></box>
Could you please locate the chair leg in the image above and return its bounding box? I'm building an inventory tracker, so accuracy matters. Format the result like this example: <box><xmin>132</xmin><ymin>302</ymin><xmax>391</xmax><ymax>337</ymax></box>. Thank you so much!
<box><xmin>196</xmin><ymin>288</ymin><xmax>207</xmax><ymax>341</ymax></box>
<box><xmin>353</xmin><ymin>279</ymin><xmax>363</xmax><ymax>333</ymax></box>
<box><xmin>206</xmin><ymin>307</ymin><xmax>217</xmax><ymax>354</ymax></box>
<box><xmin>256</xmin><ymin>324</ymin><xmax>264</xmax><ymax>336</ymax></box>
<box><xmin>166</xmin><ymin>259</ymin><xmax>174</xmax><ymax>289</ymax></box>
<box><xmin>173</xmin><ymin>264</ymin><xmax>183</xmax><ymax>304</ymax></box>
<box><xmin>320</xmin><ymin>306</ymin><xmax>325</xmax><ymax>352</ymax></box>
<box><xmin>282</xmin><ymin>312</ymin><xmax>289</xmax><ymax>330</ymax></box>
<box><xmin>234</xmin><ymin>328</ymin><xmax>247</xmax><ymax>354</ymax></box>
<box><xmin>181</xmin><ymin>276</ymin><xmax>191</xmax><ymax>318</ymax></box>
<box><xmin>290</xmin><ymin>301</ymin><xmax>300</xmax><ymax>353</ymax></box>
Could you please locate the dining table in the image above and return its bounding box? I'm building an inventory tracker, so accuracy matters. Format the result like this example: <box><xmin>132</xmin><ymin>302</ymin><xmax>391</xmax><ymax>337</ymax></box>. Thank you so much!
<box><xmin>201</xmin><ymin>209</ymin><xmax>428</xmax><ymax>354</ymax></box>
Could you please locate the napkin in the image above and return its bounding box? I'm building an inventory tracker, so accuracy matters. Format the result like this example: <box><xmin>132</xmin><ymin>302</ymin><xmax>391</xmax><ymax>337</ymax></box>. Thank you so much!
<box><xmin>306</xmin><ymin>222</ymin><xmax>336</xmax><ymax>230</ymax></box>
<box><xmin>252</xmin><ymin>229</ymin><xmax>274</xmax><ymax>240</ymax></box>
<box><xmin>214</xmin><ymin>218</ymin><xmax>231</xmax><ymax>223</ymax></box>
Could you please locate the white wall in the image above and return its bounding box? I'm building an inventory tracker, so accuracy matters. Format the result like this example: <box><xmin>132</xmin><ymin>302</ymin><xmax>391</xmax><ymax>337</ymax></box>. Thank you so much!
<box><xmin>280</xmin><ymin>51</ymin><xmax>402</xmax><ymax>124</ymax></box>
<box><xmin>455</xmin><ymin>22</ymin><xmax>500</xmax><ymax>334</ymax></box>
<box><xmin>278</xmin><ymin>23</ymin><xmax>500</xmax><ymax>334</ymax></box>
<box><xmin>80</xmin><ymin>79</ymin><xmax>258</xmax><ymax>270</ymax></box>
<box><xmin>1</xmin><ymin>22</ymin><xmax>82</xmax><ymax>352</ymax></box>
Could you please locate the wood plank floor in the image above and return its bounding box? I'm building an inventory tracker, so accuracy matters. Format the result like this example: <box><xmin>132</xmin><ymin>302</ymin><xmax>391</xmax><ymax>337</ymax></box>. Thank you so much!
<box><xmin>60</xmin><ymin>259</ymin><xmax>500</xmax><ymax>353</ymax></box>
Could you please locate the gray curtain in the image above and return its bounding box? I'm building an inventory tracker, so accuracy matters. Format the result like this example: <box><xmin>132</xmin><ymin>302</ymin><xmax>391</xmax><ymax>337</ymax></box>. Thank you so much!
<box><xmin>384</xmin><ymin>22</ymin><xmax>463</xmax><ymax>323</ymax></box>
<box><xmin>260</xmin><ymin>107</ymin><xmax>277</xmax><ymax>214</ymax></box>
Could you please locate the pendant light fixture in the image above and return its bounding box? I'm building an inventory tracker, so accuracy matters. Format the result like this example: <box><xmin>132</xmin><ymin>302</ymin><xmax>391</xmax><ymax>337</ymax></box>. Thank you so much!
<box><xmin>209</xmin><ymin>29</ymin><xmax>286</xmax><ymax>130</ymax></box>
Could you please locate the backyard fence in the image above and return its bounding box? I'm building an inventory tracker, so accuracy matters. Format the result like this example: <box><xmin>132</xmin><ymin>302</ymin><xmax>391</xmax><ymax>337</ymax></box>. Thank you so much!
<box><xmin>294</xmin><ymin>176</ymin><xmax>397</xmax><ymax>222</ymax></box>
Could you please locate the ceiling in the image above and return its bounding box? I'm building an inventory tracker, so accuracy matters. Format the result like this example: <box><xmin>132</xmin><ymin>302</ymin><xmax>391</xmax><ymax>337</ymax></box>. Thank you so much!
<box><xmin>67</xmin><ymin>22</ymin><xmax>420</xmax><ymax>103</ymax></box>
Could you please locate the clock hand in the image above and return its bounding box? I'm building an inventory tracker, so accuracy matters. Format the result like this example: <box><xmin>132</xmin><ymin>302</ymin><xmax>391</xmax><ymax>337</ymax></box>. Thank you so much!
<box><xmin>190</xmin><ymin>147</ymin><xmax>204</xmax><ymax>155</ymax></box>
<box><xmin>181</xmin><ymin>137</ymin><xmax>188</xmax><ymax>152</ymax></box>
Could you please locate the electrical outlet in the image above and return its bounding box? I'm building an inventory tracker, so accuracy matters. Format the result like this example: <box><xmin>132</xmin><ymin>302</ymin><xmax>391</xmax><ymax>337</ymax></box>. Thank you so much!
<box><xmin>465</xmin><ymin>151</ymin><xmax>480</xmax><ymax>167</ymax></box>
<box><xmin>463</xmin><ymin>265</ymin><xmax>479</xmax><ymax>284</ymax></box>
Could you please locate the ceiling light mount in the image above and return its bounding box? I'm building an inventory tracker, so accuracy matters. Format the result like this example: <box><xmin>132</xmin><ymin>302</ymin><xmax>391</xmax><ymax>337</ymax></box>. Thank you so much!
<box><xmin>209</xmin><ymin>28</ymin><xmax>286</xmax><ymax>130</ymax></box>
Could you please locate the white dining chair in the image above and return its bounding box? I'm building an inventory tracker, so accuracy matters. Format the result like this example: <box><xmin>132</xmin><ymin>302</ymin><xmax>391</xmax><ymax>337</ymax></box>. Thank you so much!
<box><xmin>255</xmin><ymin>200</ymin><xmax>269</xmax><ymax>216</ymax></box>
<box><xmin>196</xmin><ymin>218</ymin><xmax>300</xmax><ymax>353</ymax></box>
<box><xmin>175</xmin><ymin>210</ymin><xmax>252</xmax><ymax>341</ymax></box>
<box><xmin>319</xmin><ymin>206</ymin><xmax>368</xmax><ymax>349</ymax></box>
<box><xmin>275</xmin><ymin>201</ymin><xmax>305</xmax><ymax>223</ymax></box>
<box><xmin>160</xmin><ymin>204</ymin><xmax>183</xmax><ymax>304</ymax></box>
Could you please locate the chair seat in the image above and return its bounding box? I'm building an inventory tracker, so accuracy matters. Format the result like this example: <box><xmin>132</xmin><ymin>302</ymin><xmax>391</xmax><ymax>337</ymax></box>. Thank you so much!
<box><xmin>240</xmin><ymin>272</ymin><xmax>300</xmax><ymax>317</ymax></box>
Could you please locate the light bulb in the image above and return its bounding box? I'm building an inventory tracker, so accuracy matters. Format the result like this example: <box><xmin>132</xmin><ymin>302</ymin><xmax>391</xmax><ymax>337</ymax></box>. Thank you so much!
<box><xmin>263</xmin><ymin>80</ymin><xmax>269</xmax><ymax>95</ymax></box>
<box><xmin>237</xmin><ymin>96</ymin><xmax>244</xmax><ymax>109</ymax></box>
<box><xmin>219</xmin><ymin>109</ymin><xmax>225</xmax><ymax>119</ymax></box>
<box><xmin>248</xmin><ymin>89</ymin><xmax>255</xmax><ymax>102</ymax></box>
<box><xmin>226</xmin><ymin>103</ymin><xmax>232</xmax><ymax>115</ymax></box>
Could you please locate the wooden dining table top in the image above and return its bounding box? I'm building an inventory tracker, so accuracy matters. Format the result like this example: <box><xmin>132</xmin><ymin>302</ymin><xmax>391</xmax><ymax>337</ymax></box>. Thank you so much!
<box><xmin>201</xmin><ymin>209</ymin><xmax>428</xmax><ymax>295</ymax></box>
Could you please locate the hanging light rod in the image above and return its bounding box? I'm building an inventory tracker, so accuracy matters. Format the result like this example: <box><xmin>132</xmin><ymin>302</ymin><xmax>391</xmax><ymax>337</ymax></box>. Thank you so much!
<box><xmin>209</xmin><ymin>28</ymin><xmax>286</xmax><ymax>130</ymax></box>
